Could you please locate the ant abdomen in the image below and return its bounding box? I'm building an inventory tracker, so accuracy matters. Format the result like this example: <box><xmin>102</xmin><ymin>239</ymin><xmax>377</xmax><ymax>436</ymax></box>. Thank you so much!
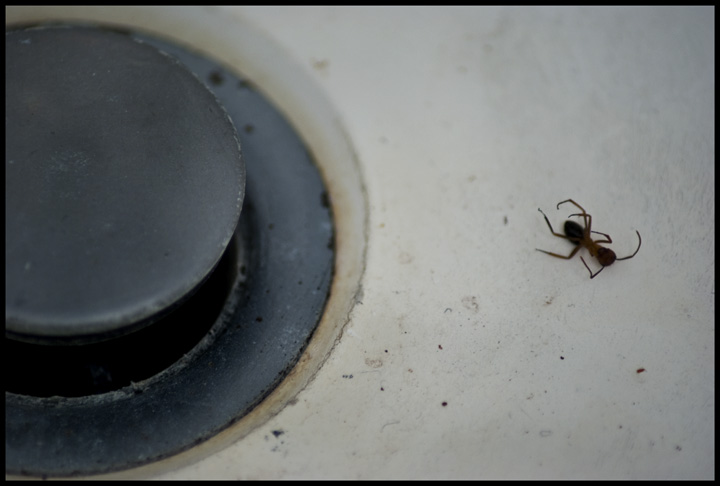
<box><xmin>563</xmin><ymin>220</ymin><xmax>585</xmax><ymax>242</ymax></box>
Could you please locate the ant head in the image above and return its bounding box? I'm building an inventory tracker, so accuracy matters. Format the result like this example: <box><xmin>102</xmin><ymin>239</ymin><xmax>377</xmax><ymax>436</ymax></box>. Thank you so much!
<box><xmin>596</xmin><ymin>247</ymin><xmax>616</xmax><ymax>267</ymax></box>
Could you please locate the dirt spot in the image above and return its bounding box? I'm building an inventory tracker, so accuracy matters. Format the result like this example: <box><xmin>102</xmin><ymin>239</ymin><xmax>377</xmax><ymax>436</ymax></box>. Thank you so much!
<box><xmin>237</xmin><ymin>79</ymin><xmax>255</xmax><ymax>90</ymax></box>
<box><xmin>365</xmin><ymin>358</ymin><xmax>383</xmax><ymax>369</ymax></box>
<box><xmin>461</xmin><ymin>296</ymin><xmax>479</xmax><ymax>313</ymax></box>
<box><xmin>320</xmin><ymin>191</ymin><xmax>330</xmax><ymax>209</ymax></box>
<box><xmin>398</xmin><ymin>251</ymin><xmax>414</xmax><ymax>264</ymax></box>
<box><xmin>208</xmin><ymin>70</ymin><xmax>224</xmax><ymax>86</ymax></box>
<box><xmin>311</xmin><ymin>58</ymin><xmax>330</xmax><ymax>75</ymax></box>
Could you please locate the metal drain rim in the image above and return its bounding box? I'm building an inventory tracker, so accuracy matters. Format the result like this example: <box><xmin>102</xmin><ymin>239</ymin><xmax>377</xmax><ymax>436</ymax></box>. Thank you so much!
<box><xmin>5</xmin><ymin>7</ymin><xmax>368</xmax><ymax>480</ymax></box>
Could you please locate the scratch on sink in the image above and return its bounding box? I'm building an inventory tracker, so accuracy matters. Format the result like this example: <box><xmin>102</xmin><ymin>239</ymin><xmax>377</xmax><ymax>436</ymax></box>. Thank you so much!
<box><xmin>381</xmin><ymin>420</ymin><xmax>400</xmax><ymax>432</ymax></box>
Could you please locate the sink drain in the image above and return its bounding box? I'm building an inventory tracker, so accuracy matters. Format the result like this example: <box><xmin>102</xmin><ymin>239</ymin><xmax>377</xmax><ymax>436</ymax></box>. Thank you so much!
<box><xmin>6</xmin><ymin>26</ymin><xmax>245</xmax><ymax>345</ymax></box>
<box><xmin>5</xmin><ymin>24</ymin><xmax>334</xmax><ymax>477</ymax></box>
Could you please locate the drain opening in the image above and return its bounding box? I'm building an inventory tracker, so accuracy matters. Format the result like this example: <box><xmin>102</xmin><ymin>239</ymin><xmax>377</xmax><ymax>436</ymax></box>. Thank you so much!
<box><xmin>5</xmin><ymin>229</ymin><xmax>246</xmax><ymax>398</ymax></box>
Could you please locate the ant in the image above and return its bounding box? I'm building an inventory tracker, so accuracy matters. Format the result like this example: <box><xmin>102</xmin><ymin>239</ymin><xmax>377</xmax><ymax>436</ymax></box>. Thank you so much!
<box><xmin>536</xmin><ymin>199</ymin><xmax>641</xmax><ymax>279</ymax></box>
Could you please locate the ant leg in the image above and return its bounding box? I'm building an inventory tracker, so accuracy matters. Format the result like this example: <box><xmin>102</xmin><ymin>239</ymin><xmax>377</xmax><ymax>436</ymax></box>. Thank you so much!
<box><xmin>556</xmin><ymin>199</ymin><xmax>587</xmax><ymax>215</ymax></box>
<box><xmin>537</xmin><ymin>208</ymin><xmax>575</xmax><ymax>240</ymax></box>
<box><xmin>536</xmin><ymin>245</ymin><xmax>582</xmax><ymax>260</ymax></box>
<box><xmin>537</xmin><ymin>207</ymin><xmax>583</xmax><ymax>258</ymax></box>
<box><xmin>615</xmin><ymin>231</ymin><xmax>642</xmax><ymax>261</ymax></box>
<box><xmin>580</xmin><ymin>256</ymin><xmax>604</xmax><ymax>279</ymax></box>
<box><xmin>590</xmin><ymin>230</ymin><xmax>612</xmax><ymax>245</ymax></box>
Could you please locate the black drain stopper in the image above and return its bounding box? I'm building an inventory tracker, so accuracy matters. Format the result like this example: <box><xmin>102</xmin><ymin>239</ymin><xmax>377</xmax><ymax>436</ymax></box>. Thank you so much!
<box><xmin>6</xmin><ymin>26</ymin><xmax>245</xmax><ymax>343</ymax></box>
